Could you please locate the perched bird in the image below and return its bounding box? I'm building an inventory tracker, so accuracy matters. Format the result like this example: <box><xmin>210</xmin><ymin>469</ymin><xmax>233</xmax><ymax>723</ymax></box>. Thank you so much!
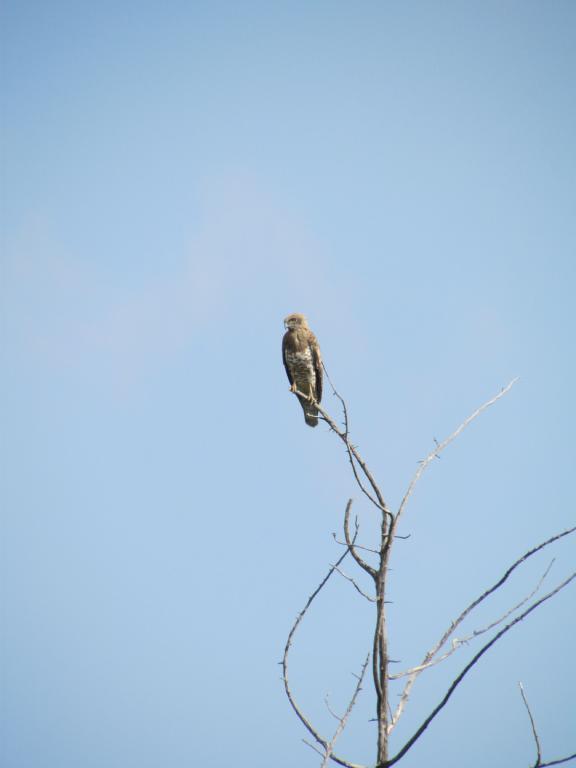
<box><xmin>282</xmin><ymin>313</ymin><xmax>323</xmax><ymax>427</ymax></box>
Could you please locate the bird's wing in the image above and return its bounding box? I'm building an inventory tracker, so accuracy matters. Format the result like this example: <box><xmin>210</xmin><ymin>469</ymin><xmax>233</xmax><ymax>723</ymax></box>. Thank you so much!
<box><xmin>310</xmin><ymin>333</ymin><xmax>323</xmax><ymax>402</ymax></box>
<box><xmin>282</xmin><ymin>332</ymin><xmax>294</xmax><ymax>386</ymax></box>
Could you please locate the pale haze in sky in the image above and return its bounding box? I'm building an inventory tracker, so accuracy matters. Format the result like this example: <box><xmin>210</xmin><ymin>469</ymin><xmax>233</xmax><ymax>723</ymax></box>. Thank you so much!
<box><xmin>2</xmin><ymin>2</ymin><xmax>575</xmax><ymax>767</ymax></box>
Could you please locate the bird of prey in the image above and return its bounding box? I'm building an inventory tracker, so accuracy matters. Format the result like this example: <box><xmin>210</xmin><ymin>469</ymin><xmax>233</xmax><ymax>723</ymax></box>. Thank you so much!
<box><xmin>282</xmin><ymin>313</ymin><xmax>323</xmax><ymax>427</ymax></box>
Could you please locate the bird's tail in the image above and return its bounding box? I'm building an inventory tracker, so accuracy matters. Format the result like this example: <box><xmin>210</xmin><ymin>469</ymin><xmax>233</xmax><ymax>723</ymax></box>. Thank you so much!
<box><xmin>298</xmin><ymin>396</ymin><xmax>319</xmax><ymax>428</ymax></box>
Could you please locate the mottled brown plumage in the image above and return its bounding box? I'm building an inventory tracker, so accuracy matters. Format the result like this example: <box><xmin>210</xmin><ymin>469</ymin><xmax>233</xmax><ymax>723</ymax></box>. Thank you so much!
<box><xmin>282</xmin><ymin>313</ymin><xmax>323</xmax><ymax>427</ymax></box>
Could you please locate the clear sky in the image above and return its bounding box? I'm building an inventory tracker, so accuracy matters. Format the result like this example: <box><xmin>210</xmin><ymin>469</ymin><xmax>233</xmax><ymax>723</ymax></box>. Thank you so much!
<box><xmin>2</xmin><ymin>2</ymin><xmax>575</xmax><ymax>767</ymax></box>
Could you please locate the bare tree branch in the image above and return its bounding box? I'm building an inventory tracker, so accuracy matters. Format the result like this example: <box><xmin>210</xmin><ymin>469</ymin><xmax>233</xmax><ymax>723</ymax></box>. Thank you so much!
<box><xmin>389</xmin><ymin>527</ymin><xmax>576</xmax><ymax>730</ymax></box>
<box><xmin>282</xmin><ymin>538</ymin><xmax>366</xmax><ymax>768</ymax></box>
<box><xmin>294</xmin><ymin>377</ymin><xmax>394</xmax><ymax>765</ymax></box>
<box><xmin>344</xmin><ymin>500</ymin><xmax>377</xmax><ymax>578</ymax></box>
<box><xmin>386</xmin><ymin>572</ymin><xmax>576</xmax><ymax>767</ymax></box>
<box><xmin>375</xmin><ymin>381</ymin><xmax>520</xmax><ymax>757</ymax></box>
<box><xmin>430</xmin><ymin>527</ymin><xmax>575</xmax><ymax>657</ymax></box>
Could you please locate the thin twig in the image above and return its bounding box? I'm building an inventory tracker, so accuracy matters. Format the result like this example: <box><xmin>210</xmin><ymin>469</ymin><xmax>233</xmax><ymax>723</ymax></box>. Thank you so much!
<box><xmin>520</xmin><ymin>682</ymin><xmax>542</xmax><ymax>766</ymax></box>
<box><xmin>386</xmin><ymin>572</ymin><xmax>576</xmax><ymax>766</ymax></box>
<box><xmin>319</xmin><ymin>363</ymin><xmax>386</xmax><ymax>511</ymax></box>
<box><xmin>303</xmin><ymin>739</ymin><xmax>326</xmax><ymax>759</ymax></box>
<box><xmin>519</xmin><ymin>682</ymin><xmax>576</xmax><ymax>767</ymax></box>
<box><xmin>333</xmin><ymin>565</ymin><xmax>377</xmax><ymax>602</ymax></box>
<box><xmin>395</xmin><ymin>378</ymin><xmax>519</xmax><ymax>526</ymax></box>
<box><xmin>433</xmin><ymin>529</ymin><xmax>573</xmax><ymax>656</ymax></box>
<box><xmin>324</xmin><ymin>695</ymin><xmax>343</xmax><ymax>722</ymax></box>
<box><xmin>389</xmin><ymin>558</ymin><xmax>555</xmax><ymax>682</ymax></box>
<box><xmin>466</xmin><ymin>559</ymin><xmax>555</xmax><ymax>639</ymax></box>
<box><xmin>321</xmin><ymin>654</ymin><xmax>371</xmax><ymax>768</ymax></box>
<box><xmin>293</xmin><ymin>384</ymin><xmax>392</xmax><ymax>522</ymax></box>
<box><xmin>332</xmin><ymin>533</ymin><xmax>380</xmax><ymax>555</ymax></box>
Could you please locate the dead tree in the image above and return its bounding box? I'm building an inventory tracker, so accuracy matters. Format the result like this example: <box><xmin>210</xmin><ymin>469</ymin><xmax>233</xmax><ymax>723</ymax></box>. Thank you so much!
<box><xmin>282</xmin><ymin>375</ymin><xmax>575</xmax><ymax>767</ymax></box>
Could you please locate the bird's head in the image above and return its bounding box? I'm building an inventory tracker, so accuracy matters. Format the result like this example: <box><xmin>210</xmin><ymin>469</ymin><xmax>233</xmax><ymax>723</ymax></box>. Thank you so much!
<box><xmin>284</xmin><ymin>313</ymin><xmax>308</xmax><ymax>331</ymax></box>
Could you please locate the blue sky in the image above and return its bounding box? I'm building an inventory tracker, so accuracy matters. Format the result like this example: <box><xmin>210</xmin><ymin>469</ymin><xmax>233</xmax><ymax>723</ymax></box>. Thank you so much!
<box><xmin>2</xmin><ymin>2</ymin><xmax>575</xmax><ymax>767</ymax></box>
